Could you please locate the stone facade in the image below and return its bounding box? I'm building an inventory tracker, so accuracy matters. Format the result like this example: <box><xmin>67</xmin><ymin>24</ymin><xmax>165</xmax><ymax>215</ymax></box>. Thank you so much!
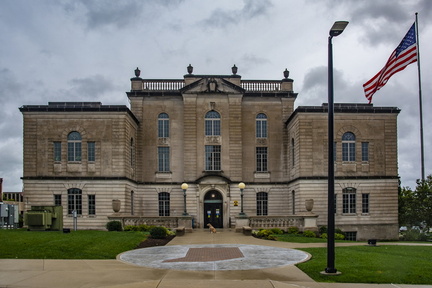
<box><xmin>20</xmin><ymin>67</ymin><xmax>400</xmax><ymax>240</ymax></box>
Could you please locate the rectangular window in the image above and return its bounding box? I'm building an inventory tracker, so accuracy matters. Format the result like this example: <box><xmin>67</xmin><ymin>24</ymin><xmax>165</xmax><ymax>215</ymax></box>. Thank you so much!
<box><xmin>158</xmin><ymin>192</ymin><xmax>170</xmax><ymax>216</ymax></box>
<box><xmin>68</xmin><ymin>142</ymin><xmax>82</xmax><ymax>161</ymax></box>
<box><xmin>362</xmin><ymin>142</ymin><xmax>369</xmax><ymax>162</ymax></box>
<box><xmin>334</xmin><ymin>194</ymin><xmax>337</xmax><ymax>214</ymax></box>
<box><xmin>345</xmin><ymin>231</ymin><xmax>357</xmax><ymax>241</ymax></box>
<box><xmin>158</xmin><ymin>147</ymin><xmax>170</xmax><ymax>172</ymax></box>
<box><xmin>256</xmin><ymin>192</ymin><xmax>268</xmax><ymax>216</ymax></box>
<box><xmin>88</xmin><ymin>142</ymin><xmax>95</xmax><ymax>162</ymax></box>
<box><xmin>256</xmin><ymin>147</ymin><xmax>268</xmax><ymax>172</ymax></box>
<box><xmin>342</xmin><ymin>143</ymin><xmax>355</xmax><ymax>161</ymax></box>
<box><xmin>158</xmin><ymin>119</ymin><xmax>169</xmax><ymax>138</ymax></box>
<box><xmin>67</xmin><ymin>189</ymin><xmax>82</xmax><ymax>215</ymax></box>
<box><xmin>362</xmin><ymin>193</ymin><xmax>369</xmax><ymax>214</ymax></box>
<box><xmin>343</xmin><ymin>191</ymin><xmax>356</xmax><ymax>214</ymax></box>
<box><xmin>205</xmin><ymin>145</ymin><xmax>221</xmax><ymax>171</ymax></box>
<box><xmin>88</xmin><ymin>195</ymin><xmax>96</xmax><ymax>215</ymax></box>
<box><xmin>334</xmin><ymin>142</ymin><xmax>337</xmax><ymax>161</ymax></box>
<box><xmin>54</xmin><ymin>142</ymin><xmax>61</xmax><ymax>161</ymax></box>
<box><xmin>54</xmin><ymin>194</ymin><xmax>62</xmax><ymax>206</ymax></box>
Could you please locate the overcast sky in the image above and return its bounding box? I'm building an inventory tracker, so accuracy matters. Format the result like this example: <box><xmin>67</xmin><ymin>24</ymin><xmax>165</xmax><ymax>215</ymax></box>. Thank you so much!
<box><xmin>1</xmin><ymin>0</ymin><xmax>431</xmax><ymax>192</ymax></box>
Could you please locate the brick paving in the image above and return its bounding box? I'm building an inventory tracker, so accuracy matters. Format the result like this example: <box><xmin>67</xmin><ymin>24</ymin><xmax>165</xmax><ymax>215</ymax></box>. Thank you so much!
<box><xmin>163</xmin><ymin>247</ymin><xmax>244</xmax><ymax>262</ymax></box>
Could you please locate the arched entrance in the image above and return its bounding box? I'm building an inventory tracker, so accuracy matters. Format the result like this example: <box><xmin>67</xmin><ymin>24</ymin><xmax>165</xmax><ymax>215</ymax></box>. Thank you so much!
<box><xmin>203</xmin><ymin>190</ymin><xmax>223</xmax><ymax>228</ymax></box>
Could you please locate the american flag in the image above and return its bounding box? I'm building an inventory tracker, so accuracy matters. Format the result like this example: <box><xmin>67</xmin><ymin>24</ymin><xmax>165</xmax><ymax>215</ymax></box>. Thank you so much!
<box><xmin>363</xmin><ymin>23</ymin><xmax>417</xmax><ymax>103</ymax></box>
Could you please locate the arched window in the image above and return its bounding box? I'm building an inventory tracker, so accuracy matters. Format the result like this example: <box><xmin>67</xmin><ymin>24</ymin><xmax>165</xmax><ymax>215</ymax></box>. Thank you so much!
<box><xmin>343</xmin><ymin>187</ymin><xmax>356</xmax><ymax>214</ymax></box>
<box><xmin>67</xmin><ymin>131</ymin><xmax>82</xmax><ymax>162</ymax></box>
<box><xmin>256</xmin><ymin>192</ymin><xmax>268</xmax><ymax>216</ymax></box>
<box><xmin>158</xmin><ymin>113</ymin><xmax>169</xmax><ymax>138</ymax></box>
<box><xmin>205</xmin><ymin>111</ymin><xmax>221</xmax><ymax>136</ymax></box>
<box><xmin>342</xmin><ymin>132</ymin><xmax>356</xmax><ymax>161</ymax></box>
<box><xmin>256</xmin><ymin>113</ymin><xmax>267</xmax><ymax>138</ymax></box>
<box><xmin>67</xmin><ymin>188</ymin><xmax>82</xmax><ymax>215</ymax></box>
<box><xmin>158</xmin><ymin>192</ymin><xmax>170</xmax><ymax>216</ymax></box>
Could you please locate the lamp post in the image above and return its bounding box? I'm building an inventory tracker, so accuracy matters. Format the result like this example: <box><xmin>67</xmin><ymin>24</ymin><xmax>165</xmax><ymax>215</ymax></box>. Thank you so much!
<box><xmin>325</xmin><ymin>21</ymin><xmax>348</xmax><ymax>275</ymax></box>
<box><xmin>181</xmin><ymin>183</ymin><xmax>189</xmax><ymax>216</ymax></box>
<box><xmin>238</xmin><ymin>182</ymin><xmax>246</xmax><ymax>216</ymax></box>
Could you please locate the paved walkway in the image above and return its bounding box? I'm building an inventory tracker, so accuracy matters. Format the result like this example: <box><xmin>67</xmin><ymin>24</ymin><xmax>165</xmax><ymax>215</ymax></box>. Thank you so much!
<box><xmin>1</xmin><ymin>229</ymin><xmax>431</xmax><ymax>288</ymax></box>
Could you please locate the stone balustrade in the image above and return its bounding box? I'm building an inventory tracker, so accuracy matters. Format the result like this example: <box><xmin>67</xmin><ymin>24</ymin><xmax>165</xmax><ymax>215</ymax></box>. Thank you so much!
<box><xmin>108</xmin><ymin>215</ymin><xmax>180</xmax><ymax>229</ymax></box>
<box><xmin>133</xmin><ymin>79</ymin><xmax>285</xmax><ymax>92</ymax></box>
<box><xmin>248</xmin><ymin>215</ymin><xmax>318</xmax><ymax>232</ymax></box>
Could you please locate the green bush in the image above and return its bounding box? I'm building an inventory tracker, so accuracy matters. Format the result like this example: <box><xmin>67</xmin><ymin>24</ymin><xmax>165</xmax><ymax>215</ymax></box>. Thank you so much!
<box><xmin>320</xmin><ymin>232</ymin><xmax>345</xmax><ymax>240</ymax></box>
<box><xmin>149</xmin><ymin>226</ymin><xmax>168</xmax><ymax>239</ymax></box>
<box><xmin>402</xmin><ymin>229</ymin><xmax>428</xmax><ymax>241</ymax></box>
<box><xmin>270</xmin><ymin>228</ymin><xmax>284</xmax><ymax>235</ymax></box>
<box><xmin>256</xmin><ymin>229</ymin><xmax>272</xmax><ymax>239</ymax></box>
<box><xmin>287</xmin><ymin>226</ymin><xmax>299</xmax><ymax>234</ymax></box>
<box><xmin>319</xmin><ymin>226</ymin><xmax>327</xmax><ymax>235</ymax></box>
<box><xmin>303</xmin><ymin>230</ymin><xmax>317</xmax><ymax>238</ymax></box>
<box><xmin>106</xmin><ymin>221</ymin><xmax>123</xmax><ymax>231</ymax></box>
<box><xmin>335</xmin><ymin>233</ymin><xmax>345</xmax><ymax>240</ymax></box>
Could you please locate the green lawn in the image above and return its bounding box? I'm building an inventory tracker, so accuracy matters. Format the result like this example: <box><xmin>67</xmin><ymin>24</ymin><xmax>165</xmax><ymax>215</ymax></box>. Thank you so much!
<box><xmin>297</xmin><ymin>245</ymin><xmax>432</xmax><ymax>284</ymax></box>
<box><xmin>0</xmin><ymin>229</ymin><xmax>147</xmax><ymax>259</ymax></box>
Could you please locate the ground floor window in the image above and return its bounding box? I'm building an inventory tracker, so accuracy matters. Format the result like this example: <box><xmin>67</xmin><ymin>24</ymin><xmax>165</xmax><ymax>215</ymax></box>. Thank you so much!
<box><xmin>362</xmin><ymin>193</ymin><xmax>369</xmax><ymax>214</ymax></box>
<box><xmin>256</xmin><ymin>192</ymin><xmax>268</xmax><ymax>216</ymax></box>
<box><xmin>88</xmin><ymin>195</ymin><xmax>96</xmax><ymax>216</ymax></box>
<box><xmin>67</xmin><ymin>188</ymin><xmax>82</xmax><ymax>215</ymax></box>
<box><xmin>54</xmin><ymin>194</ymin><xmax>62</xmax><ymax>206</ymax></box>
<box><xmin>343</xmin><ymin>187</ymin><xmax>356</xmax><ymax>214</ymax></box>
<box><xmin>158</xmin><ymin>192</ymin><xmax>170</xmax><ymax>216</ymax></box>
<box><xmin>345</xmin><ymin>231</ymin><xmax>357</xmax><ymax>241</ymax></box>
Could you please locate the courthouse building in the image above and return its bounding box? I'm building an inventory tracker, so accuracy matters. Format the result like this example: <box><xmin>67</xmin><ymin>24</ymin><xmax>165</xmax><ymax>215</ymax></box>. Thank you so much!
<box><xmin>19</xmin><ymin>65</ymin><xmax>400</xmax><ymax>240</ymax></box>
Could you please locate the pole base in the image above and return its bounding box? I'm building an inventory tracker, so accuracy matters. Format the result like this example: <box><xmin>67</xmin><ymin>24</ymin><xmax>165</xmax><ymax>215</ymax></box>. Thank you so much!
<box><xmin>320</xmin><ymin>270</ymin><xmax>342</xmax><ymax>276</ymax></box>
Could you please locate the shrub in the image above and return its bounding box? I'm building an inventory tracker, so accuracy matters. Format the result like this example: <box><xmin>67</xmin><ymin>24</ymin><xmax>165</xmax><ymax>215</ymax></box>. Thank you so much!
<box><xmin>287</xmin><ymin>226</ymin><xmax>300</xmax><ymax>234</ymax></box>
<box><xmin>303</xmin><ymin>230</ymin><xmax>317</xmax><ymax>238</ymax></box>
<box><xmin>256</xmin><ymin>229</ymin><xmax>272</xmax><ymax>239</ymax></box>
<box><xmin>123</xmin><ymin>225</ymin><xmax>138</xmax><ymax>231</ymax></box>
<box><xmin>106</xmin><ymin>221</ymin><xmax>123</xmax><ymax>231</ymax></box>
<box><xmin>149</xmin><ymin>226</ymin><xmax>169</xmax><ymax>239</ymax></box>
<box><xmin>402</xmin><ymin>228</ymin><xmax>428</xmax><ymax>241</ymax></box>
<box><xmin>320</xmin><ymin>233</ymin><xmax>327</xmax><ymax>239</ymax></box>
<box><xmin>270</xmin><ymin>228</ymin><xmax>284</xmax><ymax>235</ymax></box>
<box><xmin>319</xmin><ymin>226</ymin><xmax>327</xmax><ymax>235</ymax></box>
<box><xmin>335</xmin><ymin>233</ymin><xmax>345</xmax><ymax>240</ymax></box>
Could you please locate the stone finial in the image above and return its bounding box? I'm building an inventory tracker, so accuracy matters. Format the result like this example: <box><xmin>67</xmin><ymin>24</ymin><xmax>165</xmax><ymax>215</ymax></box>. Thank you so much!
<box><xmin>187</xmin><ymin>64</ymin><xmax>193</xmax><ymax>74</ymax></box>
<box><xmin>134</xmin><ymin>67</ymin><xmax>141</xmax><ymax>77</ymax></box>
<box><xmin>283</xmin><ymin>68</ymin><xmax>289</xmax><ymax>79</ymax></box>
<box><xmin>232</xmin><ymin>64</ymin><xmax>238</xmax><ymax>75</ymax></box>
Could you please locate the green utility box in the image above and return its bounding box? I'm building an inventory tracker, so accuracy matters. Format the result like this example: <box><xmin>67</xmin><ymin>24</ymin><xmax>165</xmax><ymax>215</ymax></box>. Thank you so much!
<box><xmin>25</xmin><ymin>206</ymin><xmax>63</xmax><ymax>231</ymax></box>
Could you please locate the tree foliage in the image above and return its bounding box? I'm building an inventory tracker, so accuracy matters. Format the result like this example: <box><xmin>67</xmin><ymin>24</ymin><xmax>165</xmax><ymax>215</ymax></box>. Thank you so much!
<box><xmin>399</xmin><ymin>175</ymin><xmax>432</xmax><ymax>231</ymax></box>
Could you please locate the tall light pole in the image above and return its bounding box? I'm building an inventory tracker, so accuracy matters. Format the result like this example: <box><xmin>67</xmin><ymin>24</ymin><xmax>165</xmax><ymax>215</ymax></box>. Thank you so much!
<box><xmin>181</xmin><ymin>183</ymin><xmax>189</xmax><ymax>216</ymax></box>
<box><xmin>325</xmin><ymin>20</ymin><xmax>348</xmax><ymax>275</ymax></box>
<box><xmin>238</xmin><ymin>182</ymin><xmax>246</xmax><ymax>216</ymax></box>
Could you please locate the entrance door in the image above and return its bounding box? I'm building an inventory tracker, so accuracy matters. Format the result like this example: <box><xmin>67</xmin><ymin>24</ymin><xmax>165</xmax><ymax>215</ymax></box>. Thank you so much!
<box><xmin>203</xmin><ymin>191</ymin><xmax>223</xmax><ymax>228</ymax></box>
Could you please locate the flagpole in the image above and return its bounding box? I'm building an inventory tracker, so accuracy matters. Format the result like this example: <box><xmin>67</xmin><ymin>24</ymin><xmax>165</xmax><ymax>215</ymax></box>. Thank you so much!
<box><xmin>415</xmin><ymin>12</ymin><xmax>425</xmax><ymax>181</ymax></box>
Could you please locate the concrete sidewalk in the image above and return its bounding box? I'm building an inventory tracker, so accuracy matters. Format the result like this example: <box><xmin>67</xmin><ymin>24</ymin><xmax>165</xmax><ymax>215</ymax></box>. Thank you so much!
<box><xmin>0</xmin><ymin>229</ymin><xmax>431</xmax><ymax>288</ymax></box>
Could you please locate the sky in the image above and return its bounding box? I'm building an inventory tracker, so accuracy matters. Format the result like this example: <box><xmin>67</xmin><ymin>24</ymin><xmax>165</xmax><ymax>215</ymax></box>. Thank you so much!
<box><xmin>1</xmin><ymin>0</ymin><xmax>431</xmax><ymax>192</ymax></box>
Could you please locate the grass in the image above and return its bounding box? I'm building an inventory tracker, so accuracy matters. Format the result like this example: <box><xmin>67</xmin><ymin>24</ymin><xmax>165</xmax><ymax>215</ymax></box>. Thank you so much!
<box><xmin>0</xmin><ymin>229</ymin><xmax>147</xmax><ymax>259</ymax></box>
<box><xmin>296</xmin><ymin>245</ymin><xmax>432</xmax><ymax>284</ymax></box>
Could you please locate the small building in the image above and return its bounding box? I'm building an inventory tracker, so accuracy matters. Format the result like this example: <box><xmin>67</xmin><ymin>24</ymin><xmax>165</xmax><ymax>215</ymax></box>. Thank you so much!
<box><xmin>19</xmin><ymin>66</ymin><xmax>400</xmax><ymax>240</ymax></box>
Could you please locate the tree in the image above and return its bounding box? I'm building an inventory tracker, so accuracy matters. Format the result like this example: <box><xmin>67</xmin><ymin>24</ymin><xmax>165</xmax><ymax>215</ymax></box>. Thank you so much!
<box><xmin>399</xmin><ymin>175</ymin><xmax>432</xmax><ymax>232</ymax></box>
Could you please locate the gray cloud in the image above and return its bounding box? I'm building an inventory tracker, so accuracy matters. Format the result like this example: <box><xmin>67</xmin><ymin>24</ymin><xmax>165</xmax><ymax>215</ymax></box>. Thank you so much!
<box><xmin>200</xmin><ymin>0</ymin><xmax>272</xmax><ymax>29</ymax></box>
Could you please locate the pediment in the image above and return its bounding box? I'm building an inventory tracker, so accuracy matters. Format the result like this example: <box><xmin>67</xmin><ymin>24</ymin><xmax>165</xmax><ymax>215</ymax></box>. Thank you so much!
<box><xmin>181</xmin><ymin>77</ymin><xmax>244</xmax><ymax>94</ymax></box>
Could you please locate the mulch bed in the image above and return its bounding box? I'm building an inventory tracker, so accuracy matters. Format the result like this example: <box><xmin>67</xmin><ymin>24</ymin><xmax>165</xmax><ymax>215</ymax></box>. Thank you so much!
<box><xmin>135</xmin><ymin>235</ymin><xmax>176</xmax><ymax>249</ymax></box>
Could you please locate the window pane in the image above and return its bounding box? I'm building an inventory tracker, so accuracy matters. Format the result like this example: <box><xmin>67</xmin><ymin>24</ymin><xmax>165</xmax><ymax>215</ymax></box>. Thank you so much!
<box><xmin>205</xmin><ymin>111</ymin><xmax>221</xmax><ymax>136</ymax></box>
<box><xmin>362</xmin><ymin>193</ymin><xmax>369</xmax><ymax>214</ymax></box>
<box><xmin>158</xmin><ymin>113</ymin><xmax>169</xmax><ymax>138</ymax></box>
<box><xmin>343</xmin><ymin>188</ymin><xmax>356</xmax><ymax>214</ymax></box>
<box><xmin>158</xmin><ymin>147</ymin><xmax>170</xmax><ymax>172</ymax></box>
<box><xmin>256</xmin><ymin>147</ymin><xmax>268</xmax><ymax>172</ymax></box>
<box><xmin>68</xmin><ymin>132</ymin><xmax>82</xmax><ymax>162</ymax></box>
<box><xmin>205</xmin><ymin>145</ymin><xmax>221</xmax><ymax>171</ymax></box>
<box><xmin>54</xmin><ymin>194</ymin><xmax>62</xmax><ymax>206</ymax></box>
<box><xmin>54</xmin><ymin>142</ymin><xmax>61</xmax><ymax>161</ymax></box>
<box><xmin>67</xmin><ymin>188</ymin><xmax>82</xmax><ymax>215</ymax></box>
<box><xmin>88</xmin><ymin>142</ymin><xmax>95</xmax><ymax>162</ymax></box>
<box><xmin>256</xmin><ymin>192</ymin><xmax>268</xmax><ymax>216</ymax></box>
<box><xmin>88</xmin><ymin>195</ymin><xmax>96</xmax><ymax>215</ymax></box>
<box><xmin>158</xmin><ymin>192</ymin><xmax>170</xmax><ymax>216</ymax></box>
<box><xmin>256</xmin><ymin>113</ymin><xmax>267</xmax><ymax>138</ymax></box>
<box><xmin>362</xmin><ymin>142</ymin><xmax>369</xmax><ymax>161</ymax></box>
<box><xmin>342</xmin><ymin>132</ymin><xmax>356</xmax><ymax>161</ymax></box>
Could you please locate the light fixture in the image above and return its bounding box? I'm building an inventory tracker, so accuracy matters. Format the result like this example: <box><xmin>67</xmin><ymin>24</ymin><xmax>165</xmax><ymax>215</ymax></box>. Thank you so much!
<box><xmin>238</xmin><ymin>182</ymin><xmax>246</xmax><ymax>216</ymax></box>
<box><xmin>181</xmin><ymin>183</ymin><xmax>189</xmax><ymax>216</ymax></box>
